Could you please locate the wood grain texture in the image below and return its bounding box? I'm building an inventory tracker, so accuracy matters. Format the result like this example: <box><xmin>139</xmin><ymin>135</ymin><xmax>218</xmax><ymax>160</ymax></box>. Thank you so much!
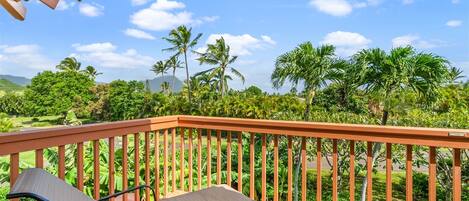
<box><xmin>180</xmin><ymin>128</ymin><xmax>185</xmax><ymax>190</ymax></box>
<box><xmin>237</xmin><ymin>132</ymin><xmax>243</xmax><ymax>192</ymax></box>
<box><xmin>367</xmin><ymin>142</ymin><xmax>372</xmax><ymax>201</ymax></box>
<box><xmin>301</xmin><ymin>137</ymin><xmax>307</xmax><ymax>201</ymax></box>
<box><xmin>93</xmin><ymin>140</ymin><xmax>100</xmax><ymax>199</ymax></box>
<box><xmin>261</xmin><ymin>134</ymin><xmax>267</xmax><ymax>201</ymax></box>
<box><xmin>35</xmin><ymin>149</ymin><xmax>43</xmax><ymax>168</ymax></box>
<box><xmin>350</xmin><ymin>141</ymin><xmax>355</xmax><ymax>201</ymax></box>
<box><xmin>77</xmin><ymin>142</ymin><xmax>84</xmax><ymax>191</ymax></box>
<box><xmin>332</xmin><ymin>139</ymin><xmax>338</xmax><ymax>201</ymax></box>
<box><xmin>188</xmin><ymin>128</ymin><xmax>193</xmax><ymax>192</ymax></box>
<box><xmin>386</xmin><ymin>143</ymin><xmax>392</xmax><ymax>201</ymax></box>
<box><xmin>406</xmin><ymin>145</ymin><xmax>412</xmax><ymax>201</ymax></box>
<box><xmin>217</xmin><ymin>130</ymin><xmax>222</xmax><ymax>185</ymax></box>
<box><xmin>428</xmin><ymin>147</ymin><xmax>436</xmax><ymax>201</ymax></box>
<box><xmin>123</xmin><ymin>135</ymin><xmax>128</xmax><ymax>201</ymax></box>
<box><xmin>288</xmin><ymin>137</ymin><xmax>293</xmax><ymax>201</ymax></box>
<box><xmin>453</xmin><ymin>148</ymin><xmax>461</xmax><ymax>201</ymax></box>
<box><xmin>134</xmin><ymin>133</ymin><xmax>140</xmax><ymax>201</ymax></box>
<box><xmin>164</xmin><ymin>130</ymin><xmax>168</xmax><ymax>197</ymax></box>
<box><xmin>207</xmin><ymin>129</ymin><xmax>212</xmax><ymax>187</ymax></box>
<box><xmin>250</xmin><ymin>133</ymin><xmax>255</xmax><ymax>200</ymax></box>
<box><xmin>155</xmin><ymin>131</ymin><xmax>160</xmax><ymax>200</ymax></box>
<box><xmin>58</xmin><ymin>145</ymin><xmax>65</xmax><ymax>180</ymax></box>
<box><xmin>227</xmin><ymin>131</ymin><xmax>232</xmax><ymax>186</ymax></box>
<box><xmin>317</xmin><ymin>138</ymin><xmax>322</xmax><ymax>201</ymax></box>
<box><xmin>145</xmin><ymin>132</ymin><xmax>151</xmax><ymax>199</ymax></box>
<box><xmin>109</xmin><ymin>137</ymin><xmax>115</xmax><ymax>201</ymax></box>
<box><xmin>172</xmin><ymin>128</ymin><xmax>176</xmax><ymax>192</ymax></box>
<box><xmin>273</xmin><ymin>135</ymin><xmax>279</xmax><ymax>201</ymax></box>
<box><xmin>198</xmin><ymin>128</ymin><xmax>202</xmax><ymax>190</ymax></box>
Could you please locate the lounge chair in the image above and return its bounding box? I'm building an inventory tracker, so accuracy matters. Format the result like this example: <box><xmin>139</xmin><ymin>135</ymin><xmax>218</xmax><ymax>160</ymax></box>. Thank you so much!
<box><xmin>6</xmin><ymin>168</ymin><xmax>253</xmax><ymax>201</ymax></box>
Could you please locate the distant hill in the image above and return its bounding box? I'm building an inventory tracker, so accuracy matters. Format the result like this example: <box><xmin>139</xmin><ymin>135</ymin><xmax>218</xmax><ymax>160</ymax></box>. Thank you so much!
<box><xmin>0</xmin><ymin>78</ymin><xmax>24</xmax><ymax>91</ymax></box>
<box><xmin>0</xmin><ymin>74</ymin><xmax>31</xmax><ymax>86</ymax></box>
<box><xmin>143</xmin><ymin>75</ymin><xmax>184</xmax><ymax>92</ymax></box>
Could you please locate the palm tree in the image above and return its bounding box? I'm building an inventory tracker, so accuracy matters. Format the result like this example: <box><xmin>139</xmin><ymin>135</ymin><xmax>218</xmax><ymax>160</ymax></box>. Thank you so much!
<box><xmin>354</xmin><ymin>46</ymin><xmax>453</xmax><ymax>201</ymax></box>
<box><xmin>328</xmin><ymin>59</ymin><xmax>367</xmax><ymax>108</ymax></box>
<box><xmin>163</xmin><ymin>25</ymin><xmax>203</xmax><ymax>102</ymax></box>
<box><xmin>166</xmin><ymin>56</ymin><xmax>184</xmax><ymax>92</ymax></box>
<box><xmin>272</xmin><ymin>42</ymin><xmax>336</xmax><ymax>121</ymax></box>
<box><xmin>160</xmin><ymin>82</ymin><xmax>170</xmax><ymax>94</ymax></box>
<box><xmin>56</xmin><ymin>57</ymin><xmax>81</xmax><ymax>72</ymax></box>
<box><xmin>151</xmin><ymin>60</ymin><xmax>170</xmax><ymax>93</ymax></box>
<box><xmin>195</xmin><ymin>37</ymin><xmax>245</xmax><ymax>97</ymax></box>
<box><xmin>271</xmin><ymin>42</ymin><xmax>336</xmax><ymax>201</ymax></box>
<box><xmin>82</xmin><ymin>66</ymin><xmax>102</xmax><ymax>79</ymax></box>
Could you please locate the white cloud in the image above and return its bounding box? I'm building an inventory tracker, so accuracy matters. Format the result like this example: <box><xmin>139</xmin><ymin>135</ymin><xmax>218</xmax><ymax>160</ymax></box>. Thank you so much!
<box><xmin>309</xmin><ymin>0</ymin><xmax>353</xmax><ymax>17</ymax></box>
<box><xmin>79</xmin><ymin>3</ymin><xmax>103</xmax><ymax>17</ymax></box>
<box><xmin>130</xmin><ymin>0</ymin><xmax>217</xmax><ymax>31</ymax></box>
<box><xmin>392</xmin><ymin>34</ymin><xmax>443</xmax><ymax>49</ymax></box>
<box><xmin>0</xmin><ymin>44</ymin><xmax>54</xmax><ymax>70</ymax></box>
<box><xmin>446</xmin><ymin>20</ymin><xmax>462</xmax><ymax>27</ymax></box>
<box><xmin>131</xmin><ymin>0</ymin><xmax>151</xmax><ymax>6</ymax></box>
<box><xmin>261</xmin><ymin>35</ymin><xmax>277</xmax><ymax>45</ymax></box>
<box><xmin>452</xmin><ymin>0</ymin><xmax>460</xmax><ymax>4</ymax></box>
<box><xmin>56</xmin><ymin>0</ymin><xmax>75</xmax><ymax>11</ymax></box>
<box><xmin>320</xmin><ymin>31</ymin><xmax>371</xmax><ymax>57</ymax></box>
<box><xmin>124</xmin><ymin>29</ymin><xmax>156</xmax><ymax>40</ymax></box>
<box><xmin>201</xmin><ymin>34</ymin><xmax>276</xmax><ymax>56</ymax></box>
<box><xmin>72</xmin><ymin>42</ymin><xmax>154</xmax><ymax>69</ymax></box>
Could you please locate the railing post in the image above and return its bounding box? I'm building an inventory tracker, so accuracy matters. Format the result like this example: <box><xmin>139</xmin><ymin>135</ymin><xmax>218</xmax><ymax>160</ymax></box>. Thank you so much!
<box><xmin>249</xmin><ymin>133</ymin><xmax>255</xmax><ymax>200</ymax></box>
<box><xmin>109</xmin><ymin>137</ymin><xmax>115</xmax><ymax>201</ymax></box>
<box><xmin>453</xmin><ymin>148</ymin><xmax>461</xmax><ymax>201</ymax></box>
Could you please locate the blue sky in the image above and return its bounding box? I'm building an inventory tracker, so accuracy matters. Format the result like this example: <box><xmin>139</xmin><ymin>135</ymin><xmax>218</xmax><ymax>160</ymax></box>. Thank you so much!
<box><xmin>0</xmin><ymin>0</ymin><xmax>468</xmax><ymax>92</ymax></box>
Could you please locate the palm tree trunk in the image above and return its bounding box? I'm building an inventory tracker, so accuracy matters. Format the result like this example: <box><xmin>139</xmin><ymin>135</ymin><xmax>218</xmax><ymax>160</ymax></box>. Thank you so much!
<box><xmin>220</xmin><ymin>69</ymin><xmax>225</xmax><ymax>97</ymax></box>
<box><xmin>172</xmin><ymin>68</ymin><xmax>176</xmax><ymax>93</ymax></box>
<box><xmin>184</xmin><ymin>52</ymin><xmax>192</xmax><ymax>102</ymax></box>
<box><xmin>360</xmin><ymin>109</ymin><xmax>388</xmax><ymax>201</ymax></box>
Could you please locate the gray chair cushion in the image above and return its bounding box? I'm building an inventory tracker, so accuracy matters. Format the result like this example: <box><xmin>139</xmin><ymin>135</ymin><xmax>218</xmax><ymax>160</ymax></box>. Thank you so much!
<box><xmin>7</xmin><ymin>168</ymin><xmax>95</xmax><ymax>201</ymax></box>
<box><xmin>161</xmin><ymin>185</ymin><xmax>253</xmax><ymax>201</ymax></box>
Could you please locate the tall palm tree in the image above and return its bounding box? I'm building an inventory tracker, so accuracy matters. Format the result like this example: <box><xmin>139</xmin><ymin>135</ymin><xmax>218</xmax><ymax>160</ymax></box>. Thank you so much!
<box><xmin>195</xmin><ymin>37</ymin><xmax>245</xmax><ymax>97</ymax></box>
<box><xmin>82</xmin><ymin>66</ymin><xmax>102</xmax><ymax>79</ymax></box>
<box><xmin>151</xmin><ymin>60</ymin><xmax>170</xmax><ymax>93</ymax></box>
<box><xmin>272</xmin><ymin>42</ymin><xmax>336</xmax><ymax>121</ymax></box>
<box><xmin>56</xmin><ymin>57</ymin><xmax>81</xmax><ymax>72</ymax></box>
<box><xmin>271</xmin><ymin>42</ymin><xmax>336</xmax><ymax>201</ymax></box>
<box><xmin>163</xmin><ymin>25</ymin><xmax>203</xmax><ymax>102</ymax></box>
<box><xmin>166</xmin><ymin>56</ymin><xmax>184</xmax><ymax>92</ymax></box>
<box><xmin>354</xmin><ymin>46</ymin><xmax>453</xmax><ymax>201</ymax></box>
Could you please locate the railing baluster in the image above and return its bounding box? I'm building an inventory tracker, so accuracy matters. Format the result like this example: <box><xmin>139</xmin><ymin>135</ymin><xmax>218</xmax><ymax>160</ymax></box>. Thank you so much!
<box><xmin>249</xmin><ymin>133</ymin><xmax>255</xmax><ymax>200</ymax></box>
<box><xmin>386</xmin><ymin>143</ymin><xmax>392</xmax><ymax>201</ymax></box>
<box><xmin>35</xmin><ymin>149</ymin><xmax>43</xmax><ymax>168</ymax></box>
<box><xmin>109</xmin><ymin>137</ymin><xmax>115</xmax><ymax>201</ymax></box>
<box><xmin>453</xmin><ymin>148</ymin><xmax>461</xmax><ymax>201</ymax></box>
<box><xmin>261</xmin><ymin>134</ymin><xmax>267</xmax><ymax>201</ymax></box>
<box><xmin>406</xmin><ymin>145</ymin><xmax>412</xmax><ymax>201</ymax></box>
<box><xmin>273</xmin><ymin>135</ymin><xmax>279</xmax><ymax>201</ymax></box>
<box><xmin>332</xmin><ymin>139</ymin><xmax>338</xmax><ymax>201</ymax></box>
<box><xmin>155</xmin><ymin>131</ymin><xmax>160</xmax><ymax>200</ymax></box>
<box><xmin>77</xmin><ymin>142</ymin><xmax>84</xmax><ymax>191</ymax></box>
<box><xmin>301</xmin><ymin>137</ymin><xmax>307</xmax><ymax>201</ymax></box>
<box><xmin>237</xmin><ymin>132</ymin><xmax>243</xmax><ymax>192</ymax></box>
<box><xmin>217</xmin><ymin>130</ymin><xmax>222</xmax><ymax>185</ymax></box>
<box><xmin>145</xmin><ymin>132</ymin><xmax>150</xmax><ymax>199</ymax></box>
<box><xmin>197</xmin><ymin>128</ymin><xmax>202</xmax><ymax>190</ymax></box>
<box><xmin>188</xmin><ymin>128</ymin><xmax>193</xmax><ymax>192</ymax></box>
<box><xmin>428</xmin><ymin>147</ymin><xmax>436</xmax><ymax>201</ymax></box>
<box><xmin>180</xmin><ymin>127</ymin><xmax>185</xmax><ymax>190</ymax></box>
<box><xmin>58</xmin><ymin>145</ymin><xmax>65</xmax><ymax>180</ymax></box>
<box><xmin>366</xmin><ymin>142</ymin><xmax>372</xmax><ymax>201</ymax></box>
<box><xmin>207</xmin><ymin>129</ymin><xmax>212</xmax><ymax>187</ymax></box>
<box><xmin>123</xmin><ymin>135</ymin><xmax>128</xmax><ymax>201</ymax></box>
<box><xmin>134</xmin><ymin>133</ymin><xmax>140</xmax><ymax>201</ymax></box>
<box><xmin>164</xmin><ymin>129</ymin><xmax>168</xmax><ymax>197</ymax></box>
<box><xmin>288</xmin><ymin>136</ymin><xmax>293</xmax><ymax>201</ymax></box>
<box><xmin>94</xmin><ymin>140</ymin><xmax>100</xmax><ymax>199</ymax></box>
<box><xmin>227</xmin><ymin>131</ymin><xmax>232</xmax><ymax>186</ymax></box>
<box><xmin>317</xmin><ymin>138</ymin><xmax>322</xmax><ymax>201</ymax></box>
<box><xmin>10</xmin><ymin>153</ymin><xmax>19</xmax><ymax>199</ymax></box>
<box><xmin>172</xmin><ymin>128</ymin><xmax>176</xmax><ymax>192</ymax></box>
<box><xmin>350</xmin><ymin>140</ymin><xmax>355</xmax><ymax>201</ymax></box>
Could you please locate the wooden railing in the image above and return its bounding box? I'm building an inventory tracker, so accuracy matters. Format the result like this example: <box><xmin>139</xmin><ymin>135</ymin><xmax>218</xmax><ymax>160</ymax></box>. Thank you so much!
<box><xmin>0</xmin><ymin>115</ymin><xmax>468</xmax><ymax>201</ymax></box>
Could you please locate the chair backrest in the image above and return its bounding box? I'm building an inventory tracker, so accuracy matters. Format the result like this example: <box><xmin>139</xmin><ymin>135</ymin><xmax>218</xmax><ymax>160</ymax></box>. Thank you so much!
<box><xmin>7</xmin><ymin>168</ymin><xmax>95</xmax><ymax>201</ymax></box>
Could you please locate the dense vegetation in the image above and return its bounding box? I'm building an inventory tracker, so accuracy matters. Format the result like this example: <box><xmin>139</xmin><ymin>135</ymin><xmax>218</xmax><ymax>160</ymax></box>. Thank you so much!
<box><xmin>0</xmin><ymin>25</ymin><xmax>468</xmax><ymax>200</ymax></box>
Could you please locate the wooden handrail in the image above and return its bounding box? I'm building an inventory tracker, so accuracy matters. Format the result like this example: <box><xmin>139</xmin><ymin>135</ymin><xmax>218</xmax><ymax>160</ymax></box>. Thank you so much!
<box><xmin>1</xmin><ymin>115</ymin><xmax>468</xmax><ymax>156</ymax></box>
